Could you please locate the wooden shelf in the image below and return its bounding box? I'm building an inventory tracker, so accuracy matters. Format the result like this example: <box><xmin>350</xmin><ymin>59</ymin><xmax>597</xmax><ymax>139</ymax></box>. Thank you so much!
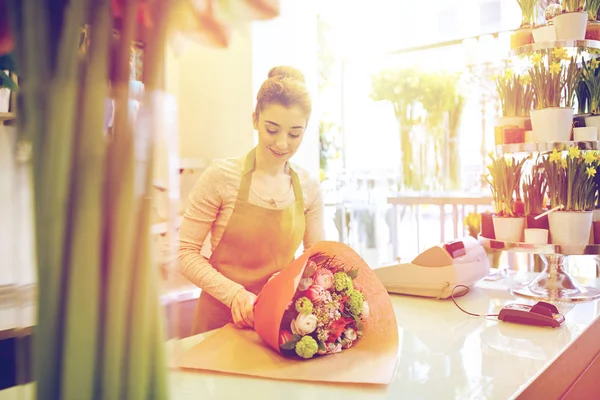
<box><xmin>496</xmin><ymin>140</ymin><xmax>600</xmax><ymax>155</ymax></box>
<box><xmin>511</xmin><ymin>39</ymin><xmax>600</xmax><ymax>56</ymax></box>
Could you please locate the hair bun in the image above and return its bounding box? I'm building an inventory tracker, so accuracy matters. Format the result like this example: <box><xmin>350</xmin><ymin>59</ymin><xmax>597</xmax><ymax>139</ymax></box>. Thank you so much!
<box><xmin>267</xmin><ymin>66</ymin><xmax>305</xmax><ymax>84</ymax></box>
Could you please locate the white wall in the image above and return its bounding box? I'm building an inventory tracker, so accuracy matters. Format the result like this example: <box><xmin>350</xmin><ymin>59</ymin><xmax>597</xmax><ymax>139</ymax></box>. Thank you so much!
<box><xmin>251</xmin><ymin>0</ymin><xmax>320</xmax><ymax>178</ymax></box>
<box><xmin>166</xmin><ymin>26</ymin><xmax>255</xmax><ymax>162</ymax></box>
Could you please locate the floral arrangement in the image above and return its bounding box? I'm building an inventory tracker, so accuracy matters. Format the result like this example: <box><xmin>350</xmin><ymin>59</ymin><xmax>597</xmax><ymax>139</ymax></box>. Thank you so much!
<box><xmin>522</xmin><ymin>159</ymin><xmax>548</xmax><ymax>216</ymax></box>
<box><xmin>277</xmin><ymin>253</ymin><xmax>369</xmax><ymax>359</ymax></box>
<box><xmin>581</xmin><ymin>58</ymin><xmax>600</xmax><ymax>114</ymax></box>
<box><xmin>542</xmin><ymin>146</ymin><xmax>598</xmax><ymax>211</ymax></box>
<box><xmin>496</xmin><ymin>69</ymin><xmax>534</xmax><ymax>117</ymax></box>
<box><xmin>529</xmin><ymin>49</ymin><xmax>579</xmax><ymax>109</ymax></box>
<box><xmin>486</xmin><ymin>153</ymin><xmax>529</xmax><ymax>217</ymax></box>
<box><xmin>516</xmin><ymin>0</ymin><xmax>538</xmax><ymax>27</ymax></box>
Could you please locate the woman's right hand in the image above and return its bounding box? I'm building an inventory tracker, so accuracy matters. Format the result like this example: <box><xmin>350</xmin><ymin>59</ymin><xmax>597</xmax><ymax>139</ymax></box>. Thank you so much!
<box><xmin>231</xmin><ymin>288</ymin><xmax>258</xmax><ymax>329</ymax></box>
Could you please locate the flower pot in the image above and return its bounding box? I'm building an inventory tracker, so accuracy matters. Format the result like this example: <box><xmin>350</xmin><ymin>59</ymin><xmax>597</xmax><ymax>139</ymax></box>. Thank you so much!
<box><xmin>548</xmin><ymin>211</ymin><xmax>593</xmax><ymax>246</ymax></box>
<box><xmin>492</xmin><ymin>216</ymin><xmax>525</xmax><ymax>242</ymax></box>
<box><xmin>594</xmin><ymin>221</ymin><xmax>600</xmax><ymax>244</ymax></box>
<box><xmin>524</xmin><ymin>228</ymin><xmax>549</xmax><ymax>244</ymax></box>
<box><xmin>481</xmin><ymin>212</ymin><xmax>495</xmax><ymax>239</ymax></box>
<box><xmin>0</xmin><ymin>88</ymin><xmax>10</xmax><ymax>113</ymax></box>
<box><xmin>503</xmin><ymin>127</ymin><xmax>525</xmax><ymax>144</ymax></box>
<box><xmin>526</xmin><ymin>214</ymin><xmax>549</xmax><ymax>230</ymax></box>
<box><xmin>586</xmin><ymin>21</ymin><xmax>600</xmax><ymax>40</ymax></box>
<box><xmin>530</xmin><ymin>107</ymin><xmax>574</xmax><ymax>143</ymax></box>
<box><xmin>554</xmin><ymin>12</ymin><xmax>588</xmax><ymax>40</ymax></box>
<box><xmin>510</xmin><ymin>27</ymin><xmax>534</xmax><ymax>49</ymax></box>
<box><xmin>585</xmin><ymin>115</ymin><xmax>600</xmax><ymax>131</ymax></box>
<box><xmin>533</xmin><ymin>25</ymin><xmax>557</xmax><ymax>43</ymax></box>
<box><xmin>573</xmin><ymin>126</ymin><xmax>598</xmax><ymax>141</ymax></box>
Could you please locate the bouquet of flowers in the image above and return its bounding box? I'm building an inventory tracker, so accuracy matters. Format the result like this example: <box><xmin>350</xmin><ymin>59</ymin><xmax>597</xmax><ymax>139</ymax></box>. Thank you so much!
<box><xmin>276</xmin><ymin>253</ymin><xmax>368</xmax><ymax>359</ymax></box>
<box><xmin>179</xmin><ymin>241</ymin><xmax>398</xmax><ymax>385</ymax></box>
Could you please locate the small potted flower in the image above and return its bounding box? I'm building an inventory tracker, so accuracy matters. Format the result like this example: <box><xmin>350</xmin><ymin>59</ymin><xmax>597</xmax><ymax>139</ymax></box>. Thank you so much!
<box><xmin>486</xmin><ymin>153</ymin><xmax>529</xmax><ymax>242</ymax></box>
<box><xmin>529</xmin><ymin>51</ymin><xmax>579</xmax><ymax>142</ymax></box>
<box><xmin>585</xmin><ymin>0</ymin><xmax>600</xmax><ymax>39</ymax></box>
<box><xmin>543</xmin><ymin>146</ymin><xmax>597</xmax><ymax>246</ymax></box>
<box><xmin>554</xmin><ymin>0</ymin><xmax>588</xmax><ymax>40</ymax></box>
<box><xmin>523</xmin><ymin>160</ymin><xmax>549</xmax><ymax>229</ymax></box>
<box><xmin>512</xmin><ymin>0</ymin><xmax>537</xmax><ymax>48</ymax></box>
<box><xmin>496</xmin><ymin>69</ymin><xmax>534</xmax><ymax>130</ymax></box>
<box><xmin>581</xmin><ymin>58</ymin><xmax>600</xmax><ymax>131</ymax></box>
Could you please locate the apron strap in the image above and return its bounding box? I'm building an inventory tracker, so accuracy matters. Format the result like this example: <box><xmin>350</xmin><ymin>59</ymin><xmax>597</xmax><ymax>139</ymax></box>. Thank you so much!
<box><xmin>289</xmin><ymin>167</ymin><xmax>305</xmax><ymax>210</ymax></box>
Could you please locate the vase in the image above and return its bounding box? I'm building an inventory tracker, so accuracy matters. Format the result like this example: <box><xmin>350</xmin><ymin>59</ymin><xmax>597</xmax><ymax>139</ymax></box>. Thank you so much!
<box><xmin>524</xmin><ymin>228</ymin><xmax>549</xmax><ymax>244</ymax></box>
<box><xmin>492</xmin><ymin>216</ymin><xmax>525</xmax><ymax>242</ymax></box>
<box><xmin>548</xmin><ymin>211</ymin><xmax>593</xmax><ymax>246</ymax></box>
<box><xmin>573</xmin><ymin>126</ymin><xmax>598</xmax><ymax>141</ymax></box>
<box><xmin>533</xmin><ymin>24</ymin><xmax>556</xmax><ymax>43</ymax></box>
<box><xmin>554</xmin><ymin>12</ymin><xmax>588</xmax><ymax>40</ymax></box>
<box><xmin>510</xmin><ymin>27</ymin><xmax>534</xmax><ymax>49</ymax></box>
<box><xmin>530</xmin><ymin>107</ymin><xmax>574</xmax><ymax>143</ymax></box>
<box><xmin>586</xmin><ymin>21</ymin><xmax>600</xmax><ymax>40</ymax></box>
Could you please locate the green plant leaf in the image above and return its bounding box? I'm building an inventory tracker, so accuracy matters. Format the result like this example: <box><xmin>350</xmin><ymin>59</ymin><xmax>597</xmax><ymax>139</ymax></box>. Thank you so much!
<box><xmin>347</xmin><ymin>269</ymin><xmax>358</xmax><ymax>279</ymax></box>
<box><xmin>280</xmin><ymin>340</ymin><xmax>299</xmax><ymax>350</ymax></box>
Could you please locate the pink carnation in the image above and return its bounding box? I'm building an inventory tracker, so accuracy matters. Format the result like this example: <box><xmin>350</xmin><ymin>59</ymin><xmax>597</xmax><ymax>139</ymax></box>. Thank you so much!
<box><xmin>305</xmin><ymin>285</ymin><xmax>326</xmax><ymax>303</ymax></box>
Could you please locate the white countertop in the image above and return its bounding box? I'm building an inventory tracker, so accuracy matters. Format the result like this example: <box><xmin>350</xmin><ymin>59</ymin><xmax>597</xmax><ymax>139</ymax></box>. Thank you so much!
<box><xmin>2</xmin><ymin>271</ymin><xmax>599</xmax><ymax>400</ymax></box>
<box><xmin>169</xmin><ymin>271</ymin><xmax>600</xmax><ymax>400</ymax></box>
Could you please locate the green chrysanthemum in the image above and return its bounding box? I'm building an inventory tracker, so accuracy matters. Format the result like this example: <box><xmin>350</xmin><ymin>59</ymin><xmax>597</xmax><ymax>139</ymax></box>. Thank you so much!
<box><xmin>346</xmin><ymin>289</ymin><xmax>364</xmax><ymax>316</ymax></box>
<box><xmin>333</xmin><ymin>271</ymin><xmax>353</xmax><ymax>292</ymax></box>
<box><xmin>295</xmin><ymin>336</ymin><xmax>319</xmax><ymax>359</ymax></box>
<box><xmin>295</xmin><ymin>297</ymin><xmax>313</xmax><ymax>314</ymax></box>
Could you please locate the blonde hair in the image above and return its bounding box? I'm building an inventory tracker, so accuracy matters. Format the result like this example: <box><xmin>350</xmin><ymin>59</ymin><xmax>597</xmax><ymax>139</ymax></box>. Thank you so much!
<box><xmin>254</xmin><ymin>66</ymin><xmax>312</xmax><ymax>119</ymax></box>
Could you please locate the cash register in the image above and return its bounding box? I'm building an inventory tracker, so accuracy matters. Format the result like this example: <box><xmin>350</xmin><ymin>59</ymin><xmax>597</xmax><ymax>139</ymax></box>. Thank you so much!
<box><xmin>374</xmin><ymin>236</ymin><xmax>490</xmax><ymax>299</ymax></box>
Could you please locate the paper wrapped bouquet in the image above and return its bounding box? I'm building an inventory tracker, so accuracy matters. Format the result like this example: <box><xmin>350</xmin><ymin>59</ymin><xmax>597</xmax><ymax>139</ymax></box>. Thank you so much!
<box><xmin>178</xmin><ymin>241</ymin><xmax>398</xmax><ymax>384</ymax></box>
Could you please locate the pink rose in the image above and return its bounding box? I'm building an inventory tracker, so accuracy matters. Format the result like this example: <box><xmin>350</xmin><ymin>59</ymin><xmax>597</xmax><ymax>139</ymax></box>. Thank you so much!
<box><xmin>298</xmin><ymin>277</ymin><xmax>312</xmax><ymax>291</ymax></box>
<box><xmin>305</xmin><ymin>285</ymin><xmax>326</xmax><ymax>303</ymax></box>
<box><xmin>279</xmin><ymin>330</ymin><xmax>293</xmax><ymax>347</ymax></box>
<box><xmin>313</xmin><ymin>268</ymin><xmax>334</xmax><ymax>290</ymax></box>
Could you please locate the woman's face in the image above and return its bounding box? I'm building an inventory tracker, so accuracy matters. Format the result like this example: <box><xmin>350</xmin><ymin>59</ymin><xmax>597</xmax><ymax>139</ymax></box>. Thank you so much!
<box><xmin>253</xmin><ymin>103</ymin><xmax>308</xmax><ymax>166</ymax></box>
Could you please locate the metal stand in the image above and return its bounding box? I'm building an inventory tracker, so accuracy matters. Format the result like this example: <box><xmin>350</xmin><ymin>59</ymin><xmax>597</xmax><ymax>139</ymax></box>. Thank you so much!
<box><xmin>511</xmin><ymin>254</ymin><xmax>600</xmax><ymax>302</ymax></box>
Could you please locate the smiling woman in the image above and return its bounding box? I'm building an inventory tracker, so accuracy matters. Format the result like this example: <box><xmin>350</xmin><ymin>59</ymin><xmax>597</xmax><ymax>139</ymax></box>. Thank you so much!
<box><xmin>178</xmin><ymin>65</ymin><xmax>325</xmax><ymax>336</ymax></box>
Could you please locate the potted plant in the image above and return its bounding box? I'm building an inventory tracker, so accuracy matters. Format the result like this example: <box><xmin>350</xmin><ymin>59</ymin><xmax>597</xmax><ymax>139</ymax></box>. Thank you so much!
<box><xmin>585</xmin><ymin>0</ymin><xmax>600</xmax><ymax>39</ymax></box>
<box><xmin>486</xmin><ymin>153</ymin><xmax>529</xmax><ymax>242</ymax></box>
<box><xmin>522</xmin><ymin>159</ymin><xmax>549</xmax><ymax>229</ymax></box>
<box><xmin>554</xmin><ymin>0</ymin><xmax>588</xmax><ymax>40</ymax></box>
<box><xmin>543</xmin><ymin>146</ymin><xmax>597</xmax><ymax>246</ymax></box>
<box><xmin>496</xmin><ymin>69</ymin><xmax>534</xmax><ymax>129</ymax></box>
<box><xmin>529</xmin><ymin>51</ymin><xmax>579</xmax><ymax>142</ymax></box>
<box><xmin>0</xmin><ymin>53</ymin><xmax>17</xmax><ymax>112</ymax></box>
<box><xmin>581</xmin><ymin>58</ymin><xmax>600</xmax><ymax>129</ymax></box>
<box><xmin>513</xmin><ymin>0</ymin><xmax>538</xmax><ymax>48</ymax></box>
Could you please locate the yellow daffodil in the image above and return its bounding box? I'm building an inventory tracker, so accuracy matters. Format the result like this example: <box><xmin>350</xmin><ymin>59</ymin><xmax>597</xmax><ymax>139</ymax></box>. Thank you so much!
<box><xmin>503</xmin><ymin>69</ymin><xmax>514</xmax><ymax>81</ymax></box>
<box><xmin>531</xmin><ymin>53</ymin><xmax>543</xmax><ymax>65</ymax></box>
<box><xmin>591</xmin><ymin>58</ymin><xmax>600</xmax><ymax>70</ymax></box>
<box><xmin>549</xmin><ymin>62</ymin><xmax>562</xmax><ymax>75</ymax></box>
<box><xmin>561</xmin><ymin>158</ymin><xmax>567</xmax><ymax>168</ymax></box>
<box><xmin>520</xmin><ymin>74</ymin><xmax>532</xmax><ymax>85</ymax></box>
<box><xmin>584</xmin><ymin>151</ymin><xmax>597</xmax><ymax>165</ymax></box>
<box><xmin>568</xmin><ymin>146</ymin><xmax>581</xmax><ymax>159</ymax></box>
<box><xmin>587</xmin><ymin>166</ymin><xmax>597</xmax><ymax>179</ymax></box>
<box><xmin>551</xmin><ymin>47</ymin><xmax>569</xmax><ymax>60</ymax></box>
<box><xmin>549</xmin><ymin>148</ymin><xmax>562</xmax><ymax>163</ymax></box>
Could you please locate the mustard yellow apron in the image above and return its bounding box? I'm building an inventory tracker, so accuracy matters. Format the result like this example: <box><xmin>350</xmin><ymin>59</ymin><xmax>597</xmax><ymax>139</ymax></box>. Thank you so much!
<box><xmin>192</xmin><ymin>148</ymin><xmax>306</xmax><ymax>334</ymax></box>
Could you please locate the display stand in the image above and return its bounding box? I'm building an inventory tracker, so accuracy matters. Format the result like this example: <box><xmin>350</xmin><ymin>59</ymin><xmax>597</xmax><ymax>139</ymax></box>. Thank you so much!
<box><xmin>478</xmin><ymin>236</ymin><xmax>600</xmax><ymax>302</ymax></box>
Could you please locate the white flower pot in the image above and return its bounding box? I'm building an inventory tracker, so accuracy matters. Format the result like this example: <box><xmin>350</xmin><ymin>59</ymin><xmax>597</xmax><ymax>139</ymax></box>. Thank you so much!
<box><xmin>554</xmin><ymin>12</ymin><xmax>588</xmax><ymax>40</ymax></box>
<box><xmin>548</xmin><ymin>211</ymin><xmax>593</xmax><ymax>246</ymax></box>
<box><xmin>585</xmin><ymin>115</ymin><xmax>600</xmax><ymax>131</ymax></box>
<box><xmin>0</xmin><ymin>88</ymin><xmax>10</xmax><ymax>112</ymax></box>
<box><xmin>492</xmin><ymin>216</ymin><xmax>525</xmax><ymax>242</ymax></box>
<box><xmin>533</xmin><ymin>25</ymin><xmax>556</xmax><ymax>43</ymax></box>
<box><xmin>497</xmin><ymin>116</ymin><xmax>529</xmax><ymax>129</ymax></box>
<box><xmin>530</xmin><ymin>107</ymin><xmax>574</xmax><ymax>143</ymax></box>
<box><xmin>524</xmin><ymin>228</ymin><xmax>549</xmax><ymax>244</ymax></box>
<box><xmin>573</xmin><ymin>126</ymin><xmax>598</xmax><ymax>141</ymax></box>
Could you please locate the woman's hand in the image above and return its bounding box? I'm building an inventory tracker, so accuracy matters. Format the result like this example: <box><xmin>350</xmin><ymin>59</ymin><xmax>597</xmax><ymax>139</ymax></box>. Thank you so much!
<box><xmin>231</xmin><ymin>288</ymin><xmax>258</xmax><ymax>329</ymax></box>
